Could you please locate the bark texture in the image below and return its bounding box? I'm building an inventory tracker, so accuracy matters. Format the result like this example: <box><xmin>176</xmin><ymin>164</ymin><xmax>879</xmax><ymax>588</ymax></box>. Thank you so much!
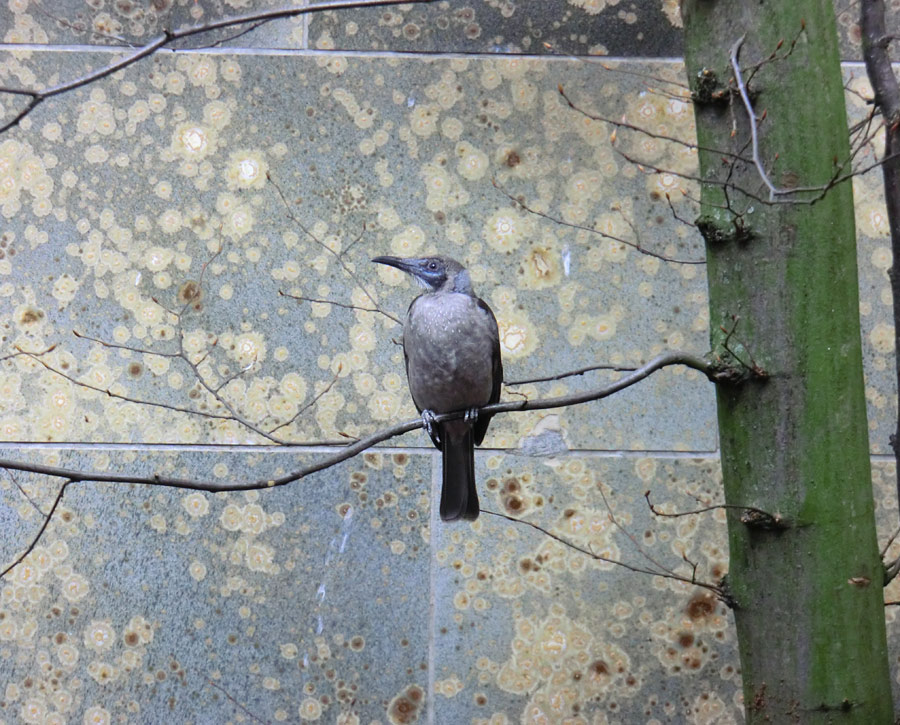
<box><xmin>682</xmin><ymin>2</ymin><xmax>892</xmax><ymax>721</ymax></box>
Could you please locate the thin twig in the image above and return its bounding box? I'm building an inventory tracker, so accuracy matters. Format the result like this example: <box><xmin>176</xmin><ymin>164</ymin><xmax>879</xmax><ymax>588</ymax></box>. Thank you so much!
<box><xmin>267</xmin><ymin>173</ymin><xmax>396</xmax><ymax>322</ymax></box>
<box><xmin>491</xmin><ymin>177</ymin><xmax>705</xmax><ymax>265</ymax></box>
<box><xmin>206</xmin><ymin>677</ymin><xmax>271</xmax><ymax>725</ymax></box>
<box><xmin>482</xmin><ymin>509</ymin><xmax>727</xmax><ymax>601</ymax></box>
<box><xmin>881</xmin><ymin>525</ymin><xmax>900</xmax><ymax>558</ymax></box>
<box><xmin>505</xmin><ymin>363</ymin><xmax>637</xmax><ymax>386</ymax></box>
<box><xmin>645</xmin><ymin>490</ymin><xmax>783</xmax><ymax>527</ymax></box>
<box><xmin>541</xmin><ymin>43</ymin><xmax>690</xmax><ymax>91</ymax></box>
<box><xmin>267</xmin><ymin>365</ymin><xmax>343</xmax><ymax>436</ymax></box>
<box><xmin>1</xmin><ymin>480</ymin><xmax>70</xmax><ymax>579</ymax></box>
<box><xmin>0</xmin><ymin>344</ymin><xmax>57</xmax><ymax>363</ymax></box>
<box><xmin>279</xmin><ymin>291</ymin><xmax>390</xmax><ymax>319</ymax></box>
<box><xmin>3</xmin><ymin>469</ymin><xmax>47</xmax><ymax>518</ymax></box>
<box><xmin>598</xmin><ymin>485</ymin><xmax>694</xmax><ymax>587</ymax></box>
<box><xmin>558</xmin><ymin>84</ymin><xmax>749</xmax><ymax>164</ymax></box>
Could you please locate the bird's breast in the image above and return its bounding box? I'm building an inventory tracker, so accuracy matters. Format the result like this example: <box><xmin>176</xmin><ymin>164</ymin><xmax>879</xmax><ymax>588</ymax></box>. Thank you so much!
<box><xmin>404</xmin><ymin>293</ymin><xmax>497</xmax><ymax>413</ymax></box>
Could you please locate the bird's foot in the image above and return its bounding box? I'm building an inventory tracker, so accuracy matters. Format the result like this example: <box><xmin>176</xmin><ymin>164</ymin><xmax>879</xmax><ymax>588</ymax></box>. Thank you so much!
<box><xmin>463</xmin><ymin>407</ymin><xmax>480</xmax><ymax>425</ymax></box>
<box><xmin>421</xmin><ymin>409</ymin><xmax>440</xmax><ymax>443</ymax></box>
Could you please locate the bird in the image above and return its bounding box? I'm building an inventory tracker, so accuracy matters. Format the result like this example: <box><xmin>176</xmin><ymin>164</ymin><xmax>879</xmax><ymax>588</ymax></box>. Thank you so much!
<box><xmin>372</xmin><ymin>255</ymin><xmax>502</xmax><ymax>521</ymax></box>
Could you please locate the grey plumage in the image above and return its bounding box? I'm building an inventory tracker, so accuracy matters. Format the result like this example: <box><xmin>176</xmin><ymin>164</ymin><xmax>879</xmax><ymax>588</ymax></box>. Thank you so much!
<box><xmin>372</xmin><ymin>255</ymin><xmax>502</xmax><ymax>521</ymax></box>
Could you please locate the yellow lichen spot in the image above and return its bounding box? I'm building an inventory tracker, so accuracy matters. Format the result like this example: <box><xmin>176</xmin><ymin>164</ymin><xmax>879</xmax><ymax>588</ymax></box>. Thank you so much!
<box><xmin>233</xmin><ymin>332</ymin><xmax>266</xmax><ymax>367</ymax></box>
<box><xmin>62</xmin><ymin>573</ymin><xmax>90</xmax><ymax>602</ymax></box>
<box><xmin>84</xmin><ymin>621</ymin><xmax>115</xmax><ymax>652</ymax></box>
<box><xmin>593</xmin><ymin>314</ymin><xmax>616</xmax><ymax>341</ymax></box>
<box><xmin>246</xmin><ymin>542</ymin><xmax>276</xmax><ymax>573</ymax></box>
<box><xmin>224</xmin><ymin>206</ymin><xmax>254</xmax><ymax>239</ymax></box>
<box><xmin>435</xmin><ymin>675</ymin><xmax>464</xmax><ymax>697</ymax></box>
<box><xmin>520</xmin><ymin>247</ymin><xmax>560</xmax><ymax>289</ymax></box>
<box><xmin>409</xmin><ymin>104</ymin><xmax>438</xmax><ymax>138</ymax></box>
<box><xmin>182</xmin><ymin>492</ymin><xmax>209</xmax><ymax>518</ymax></box>
<box><xmin>871</xmin><ymin>246</ymin><xmax>892</xmax><ymax>270</ymax></box>
<box><xmin>870</xmin><ymin>323</ymin><xmax>895</xmax><ymax>354</ymax></box>
<box><xmin>298</xmin><ymin>697</ymin><xmax>322</xmax><ymax>721</ymax></box>
<box><xmin>262</xmin><ymin>677</ymin><xmax>280</xmax><ymax>690</ymax></box>
<box><xmin>188</xmin><ymin>560</ymin><xmax>206</xmax><ymax>582</ymax></box>
<box><xmin>377</xmin><ymin>204</ymin><xmax>402</xmax><ymax>230</ymax></box>
<box><xmin>172</xmin><ymin>123</ymin><xmax>215</xmax><ymax>159</ymax></box>
<box><xmin>349</xmin><ymin>323</ymin><xmax>377</xmax><ymax>352</ymax></box>
<box><xmin>368</xmin><ymin>391</ymin><xmax>402</xmax><ymax>421</ymax></box>
<box><xmin>83</xmin><ymin>705</ymin><xmax>111</xmax><ymax>725</ymax></box>
<box><xmin>280</xmin><ymin>372</ymin><xmax>308</xmax><ymax>404</ymax></box>
<box><xmin>280</xmin><ymin>642</ymin><xmax>298</xmax><ymax>659</ymax></box>
<box><xmin>49</xmin><ymin>539</ymin><xmax>69</xmax><ymax>561</ymax></box>
<box><xmin>242</xmin><ymin>503</ymin><xmax>267</xmax><ymax>535</ymax></box>
<box><xmin>391</xmin><ymin>224</ymin><xmax>425</xmax><ymax>255</ymax></box>
<box><xmin>51</xmin><ymin>274</ymin><xmax>80</xmax><ymax>305</ymax></box>
<box><xmin>56</xmin><ymin>643</ymin><xmax>79</xmax><ymax>667</ymax></box>
<box><xmin>390</xmin><ymin>540</ymin><xmax>406</xmax><ymax>555</ymax></box>
<box><xmin>497</xmin><ymin>313</ymin><xmax>537</xmax><ymax>358</ymax></box>
<box><xmin>21</xmin><ymin>699</ymin><xmax>47</xmax><ymax>724</ymax></box>
<box><xmin>635</xmin><ymin>457</ymin><xmax>657</xmax><ymax>482</ymax></box>
<box><xmin>226</xmin><ymin>150</ymin><xmax>268</xmax><ymax>190</ymax></box>
<box><xmin>859</xmin><ymin>202</ymin><xmax>890</xmax><ymax>237</ymax></box>
<box><xmin>442</xmin><ymin>117</ymin><xmax>464</xmax><ymax>139</ymax></box>
<box><xmin>483</xmin><ymin>209</ymin><xmax>531</xmax><ymax>253</ymax></box>
<box><xmin>158</xmin><ymin>208</ymin><xmax>182</xmax><ymax>233</ymax></box>
<box><xmin>144</xmin><ymin>246</ymin><xmax>174</xmax><ymax>271</ymax></box>
<box><xmin>456</xmin><ymin>142</ymin><xmax>489</xmax><ymax>181</ymax></box>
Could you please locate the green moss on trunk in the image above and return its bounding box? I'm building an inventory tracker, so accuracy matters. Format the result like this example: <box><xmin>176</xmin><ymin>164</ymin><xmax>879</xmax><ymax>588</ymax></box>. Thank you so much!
<box><xmin>682</xmin><ymin>1</ymin><xmax>892</xmax><ymax>722</ymax></box>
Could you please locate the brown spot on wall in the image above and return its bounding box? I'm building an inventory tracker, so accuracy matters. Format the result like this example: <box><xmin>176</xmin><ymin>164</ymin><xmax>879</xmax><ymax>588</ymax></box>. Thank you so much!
<box><xmin>387</xmin><ymin>684</ymin><xmax>424</xmax><ymax>724</ymax></box>
<box><xmin>685</xmin><ymin>591</ymin><xmax>716</xmax><ymax>621</ymax></box>
<box><xmin>18</xmin><ymin>306</ymin><xmax>44</xmax><ymax>325</ymax></box>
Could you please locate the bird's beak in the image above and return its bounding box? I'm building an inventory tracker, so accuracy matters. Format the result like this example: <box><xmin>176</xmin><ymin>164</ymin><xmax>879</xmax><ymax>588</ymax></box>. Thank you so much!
<box><xmin>372</xmin><ymin>256</ymin><xmax>414</xmax><ymax>274</ymax></box>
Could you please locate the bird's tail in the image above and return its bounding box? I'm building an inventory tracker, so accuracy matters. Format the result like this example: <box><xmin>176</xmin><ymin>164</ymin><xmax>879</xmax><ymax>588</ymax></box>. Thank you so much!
<box><xmin>440</xmin><ymin>422</ymin><xmax>479</xmax><ymax>521</ymax></box>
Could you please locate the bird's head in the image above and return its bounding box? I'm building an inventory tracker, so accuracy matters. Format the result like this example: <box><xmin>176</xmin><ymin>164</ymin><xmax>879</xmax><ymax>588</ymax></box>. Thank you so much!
<box><xmin>372</xmin><ymin>255</ymin><xmax>473</xmax><ymax>294</ymax></box>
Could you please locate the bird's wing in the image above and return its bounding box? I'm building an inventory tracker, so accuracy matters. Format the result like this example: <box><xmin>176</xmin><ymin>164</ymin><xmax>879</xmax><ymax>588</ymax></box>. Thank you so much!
<box><xmin>404</xmin><ymin>297</ymin><xmax>443</xmax><ymax>450</ymax></box>
<box><xmin>474</xmin><ymin>297</ymin><xmax>503</xmax><ymax>446</ymax></box>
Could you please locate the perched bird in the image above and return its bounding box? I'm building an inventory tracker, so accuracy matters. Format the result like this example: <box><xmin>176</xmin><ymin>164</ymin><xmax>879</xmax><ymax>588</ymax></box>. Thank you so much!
<box><xmin>372</xmin><ymin>255</ymin><xmax>502</xmax><ymax>521</ymax></box>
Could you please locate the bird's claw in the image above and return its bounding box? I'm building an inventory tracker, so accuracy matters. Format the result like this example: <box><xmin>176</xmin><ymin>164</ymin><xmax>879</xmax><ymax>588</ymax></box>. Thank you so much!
<box><xmin>464</xmin><ymin>407</ymin><xmax>479</xmax><ymax>425</ymax></box>
<box><xmin>421</xmin><ymin>409</ymin><xmax>439</xmax><ymax>443</ymax></box>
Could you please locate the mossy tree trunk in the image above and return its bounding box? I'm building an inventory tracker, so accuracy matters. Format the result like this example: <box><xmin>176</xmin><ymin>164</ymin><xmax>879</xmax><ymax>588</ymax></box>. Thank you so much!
<box><xmin>681</xmin><ymin>1</ymin><xmax>893</xmax><ymax>721</ymax></box>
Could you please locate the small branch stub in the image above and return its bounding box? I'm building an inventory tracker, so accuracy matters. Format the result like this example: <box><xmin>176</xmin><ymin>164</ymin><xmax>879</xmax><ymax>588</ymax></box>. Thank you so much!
<box><xmin>740</xmin><ymin>508</ymin><xmax>789</xmax><ymax>530</ymax></box>
<box><xmin>690</xmin><ymin>68</ymin><xmax>730</xmax><ymax>105</ymax></box>
<box><xmin>695</xmin><ymin>214</ymin><xmax>755</xmax><ymax>246</ymax></box>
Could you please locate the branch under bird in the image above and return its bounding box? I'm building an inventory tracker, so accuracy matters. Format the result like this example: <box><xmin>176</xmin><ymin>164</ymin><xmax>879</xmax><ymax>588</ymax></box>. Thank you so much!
<box><xmin>372</xmin><ymin>255</ymin><xmax>503</xmax><ymax>522</ymax></box>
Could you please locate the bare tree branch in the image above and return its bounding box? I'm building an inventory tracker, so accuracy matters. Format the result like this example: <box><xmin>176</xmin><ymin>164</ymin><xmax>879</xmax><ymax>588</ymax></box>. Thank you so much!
<box><xmin>0</xmin><ymin>350</ymin><xmax>722</xmax><ymax>496</ymax></box>
<box><xmin>1</xmin><ymin>350</ymin><xmax>731</xmax><ymax>579</ymax></box>
<box><xmin>861</xmin><ymin>0</ymin><xmax>900</xmax><ymax>529</ymax></box>
<box><xmin>0</xmin><ymin>0</ymin><xmax>438</xmax><ymax>134</ymax></box>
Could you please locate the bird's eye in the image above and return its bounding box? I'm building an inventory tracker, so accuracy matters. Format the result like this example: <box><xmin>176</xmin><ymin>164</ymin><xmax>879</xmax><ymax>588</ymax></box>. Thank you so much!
<box><xmin>428</xmin><ymin>261</ymin><xmax>437</xmax><ymax>270</ymax></box>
